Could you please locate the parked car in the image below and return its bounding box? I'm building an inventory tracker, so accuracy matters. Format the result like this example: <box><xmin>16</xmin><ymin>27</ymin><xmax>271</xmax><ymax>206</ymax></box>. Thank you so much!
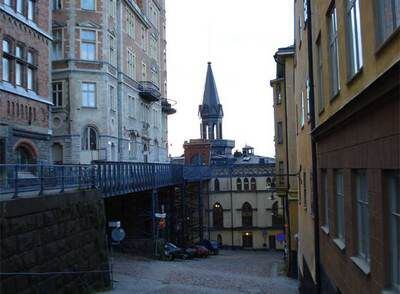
<box><xmin>162</xmin><ymin>242</ymin><xmax>189</xmax><ymax>261</ymax></box>
<box><xmin>196</xmin><ymin>240</ymin><xmax>219</xmax><ymax>255</ymax></box>
<box><xmin>193</xmin><ymin>245</ymin><xmax>209</xmax><ymax>258</ymax></box>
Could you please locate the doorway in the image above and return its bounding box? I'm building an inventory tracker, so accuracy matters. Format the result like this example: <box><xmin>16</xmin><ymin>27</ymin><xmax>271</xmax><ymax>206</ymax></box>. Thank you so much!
<box><xmin>242</xmin><ymin>232</ymin><xmax>253</xmax><ymax>248</ymax></box>
<box><xmin>269</xmin><ymin>235</ymin><xmax>276</xmax><ymax>250</ymax></box>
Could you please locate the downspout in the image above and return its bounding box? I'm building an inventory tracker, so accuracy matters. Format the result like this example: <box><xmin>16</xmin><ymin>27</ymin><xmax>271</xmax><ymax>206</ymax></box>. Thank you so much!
<box><xmin>306</xmin><ymin>0</ymin><xmax>321</xmax><ymax>291</ymax></box>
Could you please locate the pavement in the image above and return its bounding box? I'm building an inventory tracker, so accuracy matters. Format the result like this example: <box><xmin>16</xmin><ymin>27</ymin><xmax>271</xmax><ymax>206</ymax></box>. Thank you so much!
<box><xmin>103</xmin><ymin>250</ymin><xmax>298</xmax><ymax>294</ymax></box>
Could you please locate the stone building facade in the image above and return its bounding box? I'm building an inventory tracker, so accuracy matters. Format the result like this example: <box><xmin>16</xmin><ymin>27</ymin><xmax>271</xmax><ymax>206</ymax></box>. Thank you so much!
<box><xmin>270</xmin><ymin>45</ymin><xmax>299</xmax><ymax>277</ymax></box>
<box><xmin>50</xmin><ymin>0</ymin><xmax>173</xmax><ymax>164</ymax></box>
<box><xmin>0</xmin><ymin>0</ymin><xmax>52</xmax><ymax>164</ymax></box>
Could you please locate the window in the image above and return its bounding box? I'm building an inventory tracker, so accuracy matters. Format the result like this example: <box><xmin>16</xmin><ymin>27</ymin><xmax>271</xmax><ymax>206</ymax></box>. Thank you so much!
<box><xmin>322</xmin><ymin>170</ymin><xmax>329</xmax><ymax>228</ymax></box>
<box><xmin>108</xmin><ymin>0</ymin><xmax>115</xmax><ymax>17</ymax></box>
<box><xmin>81</xmin><ymin>0</ymin><xmax>95</xmax><ymax>10</ymax></box>
<box><xmin>277</xmin><ymin>122</ymin><xmax>283</xmax><ymax>144</ymax></box>
<box><xmin>81</xmin><ymin>82</ymin><xmax>96</xmax><ymax>107</ymax></box>
<box><xmin>242</xmin><ymin>202</ymin><xmax>253</xmax><ymax>227</ymax></box>
<box><xmin>213</xmin><ymin>203</ymin><xmax>223</xmax><ymax>228</ymax></box>
<box><xmin>109</xmin><ymin>85</ymin><xmax>116</xmax><ymax>111</ymax></box>
<box><xmin>244</xmin><ymin>178</ymin><xmax>249</xmax><ymax>191</ymax></box>
<box><xmin>388</xmin><ymin>171</ymin><xmax>400</xmax><ymax>290</ymax></box>
<box><xmin>142</xmin><ymin>61</ymin><xmax>147</xmax><ymax>80</ymax></box>
<box><xmin>355</xmin><ymin>170</ymin><xmax>369</xmax><ymax>263</ymax></box>
<box><xmin>298</xmin><ymin>17</ymin><xmax>303</xmax><ymax>43</ymax></box>
<box><xmin>303</xmin><ymin>172</ymin><xmax>307</xmax><ymax>209</ymax></box>
<box><xmin>52</xmin><ymin>0</ymin><xmax>62</xmax><ymax>10</ymax></box>
<box><xmin>128</xmin><ymin>95</ymin><xmax>135</xmax><ymax>118</ymax></box>
<box><xmin>16</xmin><ymin>0</ymin><xmax>24</xmax><ymax>14</ymax></box>
<box><xmin>303</xmin><ymin>0</ymin><xmax>308</xmax><ymax>23</ymax></box>
<box><xmin>4</xmin><ymin>0</ymin><xmax>11</xmax><ymax>6</ymax></box>
<box><xmin>80</xmin><ymin>30</ymin><xmax>96</xmax><ymax>60</ymax></box>
<box><xmin>279</xmin><ymin>161</ymin><xmax>284</xmax><ymax>185</ymax></box>
<box><xmin>27</xmin><ymin>0</ymin><xmax>34</xmax><ymax>20</ymax></box>
<box><xmin>27</xmin><ymin>51</ymin><xmax>36</xmax><ymax>91</ymax></box>
<box><xmin>328</xmin><ymin>6</ymin><xmax>341</xmax><ymax>97</ymax></box>
<box><xmin>2</xmin><ymin>40</ymin><xmax>11</xmax><ymax>82</ymax></box>
<box><xmin>214</xmin><ymin>178</ymin><xmax>220</xmax><ymax>192</ymax></box>
<box><xmin>316</xmin><ymin>38</ymin><xmax>324</xmax><ymax>112</ymax></box>
<box><xmin>250</xmin><ymin>178</ymin><xmax>257</xmax><ymax>191</ymax></box>
<box><xmin>335</xmin><ymin>171</ymin><xmax>345</xmax><ymax>242</ymax></box>
<box><xmin>52</xmin><ymin>29</ymin><xmax>62</xmax><ymax>60</ymax></box>
<box><xmin>149</xmin><ymin>2</ymin><xmax>158</xmax><ymax>27</ymax></box>
<box><xmin>15</xmin><ymin>46</ymin><xmax>23</xmax><ymax>87</ymax></box>
<box><xmin>306</xmin><ymin>79</ymin><xmax>310</xmax><ymax>119</ymax></box>
<box><xmin>81</xmin><ymin>126</ymin><xmax>98</xmax><ymax>150</ymax></box>
<box><xmin>151</xmin><ymin>67</ymin><xmax>159</xmax><ymax>85</ymax></box>
<box><xmin>127</xmin><ymin>49</ymin><xmax>136</xmax><ymax>79</ymax></box>
<box><xmin>109</xmin><ymin>34</ymin><xmax>116</xmax><ymax>66</ymax></box>
<box><xmin>275</xmin><ymin>83</ymin><xmax>282</xmax><ymax>104</ymax></box>
<box><xmin>141</xmin><ymin>26</ymin><xmax>146</xmax><ymax>49</ymax></box>
<box><xmin>128</xmin><ymin>136</ymin><xmax>137</xmax><ymax>160</ymax></box>
<box><xmin>126</xmin><ymin>10</ymin><xmax>135</xmax><ymax>38</ymax></box>
<box><xmin>52</xmin><ymin>82</ymin><xmax>63</xmax><ymax>106</ymax></box>
<box><xmin>300</xmin><ymin>92</ymin><xmax>305</xmax><ymax>127</ymax></box>
<box><xmin>376</xmin><ymin>0</ymin><xmax>400</xmax><ymax>46</ymax></box>
<box><xmin>236</xmin><ymin>178</ymin><xmax>242</xmax><ymax>191</ymax></box>
<box><xmin>150</xmin><ymin>36</ymin><xmax>158</xmax><ymax>60</ymax></box>
<box><xmin>346</xmin><ymin>0</ymin><xmax>363</xmax><ymax>78</ymax></box>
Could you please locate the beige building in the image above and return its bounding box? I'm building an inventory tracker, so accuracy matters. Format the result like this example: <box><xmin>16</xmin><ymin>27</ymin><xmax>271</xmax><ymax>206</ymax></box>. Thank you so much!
<box><xmin>270</xmin><ymin>45</ymin><xmax>299</xmax><ymax>277</ymax></box>
<box><xmin>50</xmin><ymin>0</ymin><xmax>174</xmax><ymax>164</ymax></box>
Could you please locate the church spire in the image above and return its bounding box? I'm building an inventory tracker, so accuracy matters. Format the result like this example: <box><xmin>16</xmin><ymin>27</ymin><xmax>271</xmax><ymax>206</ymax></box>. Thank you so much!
<box><xmin>199</xmin><ymin>62</ymin><xmax>223</xmax><ymax>140</ymax></box>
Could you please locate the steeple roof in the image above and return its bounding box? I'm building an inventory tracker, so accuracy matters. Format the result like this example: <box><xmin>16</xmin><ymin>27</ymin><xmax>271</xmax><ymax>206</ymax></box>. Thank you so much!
<box><xmin>199</xmin><ymin>62</ymin><xmax>223</xmax><ymax>119</ymax></box>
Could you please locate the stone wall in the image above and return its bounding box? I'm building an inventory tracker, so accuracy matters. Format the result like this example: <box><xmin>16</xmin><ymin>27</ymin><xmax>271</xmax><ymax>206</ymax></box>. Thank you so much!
<box><xmin>0</xmin><ymin>190</ymin><xmax>110</xmax><ymax>294</ymax></box>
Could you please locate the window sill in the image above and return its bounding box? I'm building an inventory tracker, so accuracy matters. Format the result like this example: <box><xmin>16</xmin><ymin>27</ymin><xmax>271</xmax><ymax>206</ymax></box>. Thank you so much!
<box><xmin>81</xmin><ymin>106</ymin><xmax>97</xmax><ymax>109</ymax></box>
<box><xmin>321</xmin><ymin>225</ymin><xmax>329</xmax><ymax>235</ymax></box>
<box><xmin>333</xmin><ymin>238</ymin><xmax>345</xmax><ymax>251</ymax></box>
<box><xmin>350</xmin><ymin>256</ymin><xmax>370</xmax><ymax>275</ymax></box>
<box><xmin>329</xmin><ymin>90</ymin><xmax>340</xmax><ymax>103</ymax></box>
<box><xmin>346</xmin><ymin>67</ymin><xmax>363</xmax><ymax>85</ymax></box>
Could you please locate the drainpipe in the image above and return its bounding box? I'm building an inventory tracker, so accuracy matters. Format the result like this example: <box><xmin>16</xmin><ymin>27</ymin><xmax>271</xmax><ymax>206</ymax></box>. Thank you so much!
<box><xmin>306</xmin><ymin>0</ymin><xmax>321</xmax><ymax>291</ymax></box>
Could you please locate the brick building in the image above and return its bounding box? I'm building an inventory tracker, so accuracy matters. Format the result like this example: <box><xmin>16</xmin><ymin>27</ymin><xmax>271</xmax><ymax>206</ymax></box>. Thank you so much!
<box><xmin>0</xmin><ymin>0</ymin><xmax>52</xmax><ymax>164</ymax></box>
<box><xmin>50</xmin><ymin>0</ymin><xmax>174</xmax><ymax>164</ymax></box>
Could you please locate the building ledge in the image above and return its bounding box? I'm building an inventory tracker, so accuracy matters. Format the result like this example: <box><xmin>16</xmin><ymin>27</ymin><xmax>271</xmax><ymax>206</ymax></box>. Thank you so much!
<box><xmin>320</xmin><ymin>225</ymin><xmax>329</xmax><ymax>235</ymax></box>
<box><xmin>333</xmin><ymin>238</ymin><xmax>346</xmax><ymax>251</ymax></box>
<box><xmin>0</xmin><ymin>4</ymin><xmax>52</xmax><ymax>40</ymax></box>
<box><xmin>0</xmin><ymin>82</ymin><xmax>52</xmax><ymax>105</ymax></box>
<box><xmin>350</xmin><ymin>256</ymin><xmax>370</xmax><ymax>275</ymax></box>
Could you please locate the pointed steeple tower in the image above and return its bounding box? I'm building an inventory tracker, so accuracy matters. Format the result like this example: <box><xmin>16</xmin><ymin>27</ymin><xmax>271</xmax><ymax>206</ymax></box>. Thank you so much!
<box><xmin>199</xmin><ymin>62</ymin><xmax>224</xmax><ymax>140</ymax></box>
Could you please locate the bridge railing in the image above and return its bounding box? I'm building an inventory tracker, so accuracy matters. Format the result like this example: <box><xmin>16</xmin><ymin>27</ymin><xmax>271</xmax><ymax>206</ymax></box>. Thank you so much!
<box><xmin>0</xmin><ymin>163</ymin><xmax>193</xmax><ymax>198</ymax></box>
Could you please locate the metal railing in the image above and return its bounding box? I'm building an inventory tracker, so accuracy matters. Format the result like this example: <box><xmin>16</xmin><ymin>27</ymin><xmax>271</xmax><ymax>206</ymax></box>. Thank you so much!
<box><xmin>0</xmin><ymin>162</ymin><xmax>209</xmax><ymax>199</ymax></box>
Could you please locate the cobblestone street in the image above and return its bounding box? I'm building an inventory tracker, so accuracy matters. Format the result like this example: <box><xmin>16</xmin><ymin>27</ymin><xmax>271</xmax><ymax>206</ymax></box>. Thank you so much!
<box><xmin>106</xmin><ymin>250</ymin><xmax>298</xmax><ymax>294</ymax></box>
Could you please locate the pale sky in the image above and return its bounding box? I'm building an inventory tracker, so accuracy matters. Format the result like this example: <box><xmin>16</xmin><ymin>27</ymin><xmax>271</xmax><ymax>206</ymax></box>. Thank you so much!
<box><xmin>166</xmin><ymin>0</ymin><xmax>294</xmax><ymax>157</ymax></box>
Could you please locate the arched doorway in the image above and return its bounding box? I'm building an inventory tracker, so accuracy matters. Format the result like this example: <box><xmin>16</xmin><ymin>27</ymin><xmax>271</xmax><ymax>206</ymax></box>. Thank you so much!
<box><xmin>213</xmin><ymin>202</ymin><xmax>223</xmax><ymax>229</ymax></box>
<box><xmin>15</xmin><ymin>144</ymin><xmax>36</xmax><ymax>164</ymax></box>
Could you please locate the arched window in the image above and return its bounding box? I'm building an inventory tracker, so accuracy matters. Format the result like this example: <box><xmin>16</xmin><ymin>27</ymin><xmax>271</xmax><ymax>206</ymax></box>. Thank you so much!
<box><xmin>213</xmin><ymin>202</ymin><xmax>223</xmax><ymax>229</ymax></box>
<box><xmin>250</xmin><ymin>177</ymin><xmax>257</xmax><ymax>191</ymax></box>
<box><xmin>244</xmin><ymin>178</ymin><xmax>249</xmax><ymax>191</ymax></box>
<box><xmin>236</xmin><ymin>178</ymin><xmax>242</xmax><ymax>191</ymax></box>
<box><xmin>266</xmin><ymin>177</ymin><xmax>272</xmax><ymax>189</ymax></box>
<box><xmin>242</xmin><ymin>202</ymin><xmax>253</xmax><ymax>227</ymax></box>
<box><xmin>52</xmin><ymin>143</ymin><xmax>63</xmax><ymax>164</ymax></box>
<box><xmin>214</xmin><ymin>178</ymin><xmax>220</xmax><ymax>192</ymax></box>
<box><xmin>82</xmin><ymin>126</ymin><xmax>98</xmax><ymax>150</ymax></box>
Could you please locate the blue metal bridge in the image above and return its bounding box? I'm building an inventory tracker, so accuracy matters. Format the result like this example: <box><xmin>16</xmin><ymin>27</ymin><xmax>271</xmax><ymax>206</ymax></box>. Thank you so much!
<box><xmin>0</xmin><ymin>163</ymin><xmax>213</xmax><ymax>198</ymax></box>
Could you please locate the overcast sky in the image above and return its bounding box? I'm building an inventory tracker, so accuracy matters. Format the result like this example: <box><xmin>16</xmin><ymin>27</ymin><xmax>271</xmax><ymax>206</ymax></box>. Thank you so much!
<box><xmin>165</xmin><ymin>0</ymin><xmax>294</xmax><ymax>157</ymax></box>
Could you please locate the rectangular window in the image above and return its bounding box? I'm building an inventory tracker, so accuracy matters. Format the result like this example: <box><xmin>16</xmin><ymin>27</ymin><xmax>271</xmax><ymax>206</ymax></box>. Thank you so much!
<box><xmin>355</xmin><ymin>170</ymin><xmax>369</xmax><ymax>263</ymax></box>
<box><xmin>81</xmin><ymin>0</ymin><xmax>95</xmax><ymax>10</ymax></box>
<box><xmin>277</xmin><ymin>122</ymin><xmax>283</xmax><ymax>144</ymax></box>
<box><xmin>108</xmin><ymin>0</ymin><xmax>115</xmax><ymax>17</ymax></box>
<box><xmin>27</xmin><ymin>0</ymin><xmax>34</xmax><ymax>20</ymax></box>
<box><xmin>335</xmin><ymin>171</ymin><xmax>345</xmax><ymax>242</ymax></box>
<box><xmin>300</xmin><ymin>92</ymin><xmax>305</xmax><ymax>127</ymax></box>
<box><xmin>142</xmin><ymin>61</ymin><xmax>147</xmax><ymax>81</ymax></box>
<box><xmin>275</xmin><ymin>83</ymin><xmax>282</xmax><ymax>104</ymax></box>
<box><xmin>328</xmin><ymin>6</ymin><xmax>340</xmax><ymax>97</ymax></box>
<box><xmin>81</xmin><ymin>82</ymin><xmax>96</xmax><ymax>107</ymax></box>
<box><xmin>2</xmin><ymin>40</ymin><xmax>11</xmax><ymax>82</ymax></box>
<box><xmin>80</xmin><ymin>30</ymin><xmax>96</xmax><ymax>60</ymax></box>
<box><xmin>316</xmin><ymin>38</ymin><xmax>324</xmax><ymax>112</ymax></box>
<box><xmin>15</xmin><ymin>62</ymin><xmax>23</xmax><ymax>86</ymax></box>
<box><xmin>303</xmin><ymin>0</ymin><xmax>308</xmax><ymax>23</ymax></box>
<box><xmin>16</xmin><ymin>0</ymin><xmax>24</xmax><ymax>14</ymax></box>
<box><xmin>52</xmin><ymin>82</ymin><xmax>63</xmax><ymax>106</ymax></box>
<box><xmin>306</xmin><ymin>79</ymin><xmax>310</xmax><ymax>119</ymax></box>
<box><xmin>346</xmin><ymin>0</ymin><xmax>363</xmax><ymax>78</ymax></box>
<box><xmin>4</xmin><ymin>0</ymin><xmax>11</xmax><ymax>6</ymax></box>
<box><xmin>388</xmin><ymin>171</ymin><xmax>400</xmax><ymax>291</ymax></box>
<box><xmin>52</xmin><ymin>0</ymin><xmax>62</xmax><ymax>10</ymax></box>
<box><xmin>126</xmin><ymin>10</ymin><xmax>135</xmax><ymax>38</ymax></box>
<box><xmin>109</xmin><ymin>34</ymin><xmax>116</xmax><ymax>66</ymax></box>
<box><xmin>52</xmin><ymin>29</ymin><xmax>62</xmax><ymax>60</ymax></box>
<box><xmin>141</xmin><ymin>26</ymin><xmax>147</xmax><ymax>50</ymax></box>
<box><xmin>376</xmin><ymin>0</ymin><xmax>400</xmax><ymax>46</ymax></box>
<box><xmin>322</xmin><ymin>170</ymin><xmax>329</xmax><ymax>228</ymax></box>
<box><xmin>151</xmin><ymin>67</ymin><xmax>159</xmax><ymax>86</ymax></box>
<box><xmin>128</xmin><ymin>95</ymin><xmax>135</xmax><ymax>118</ymax></box>
<box><xmin>27</xmin><ymin>51</ymin><xmax>35</xmax><ymax>90</ymax></box>
<box><xmin>127</xmin><ymin>49</ymin><xmax>136</xmax><ymax>79</ymax></box>
<box><xmin>109</xmin><ymin>85</ymin><xmax>116</xmax><ymax>111</ymax></box>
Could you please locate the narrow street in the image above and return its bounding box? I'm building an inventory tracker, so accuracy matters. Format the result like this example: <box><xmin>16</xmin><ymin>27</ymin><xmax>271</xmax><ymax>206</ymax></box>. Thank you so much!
<box><xmin>106</xmin><ymin>250</ymin><xmax>298</xmax><ymax>294</ymax></box>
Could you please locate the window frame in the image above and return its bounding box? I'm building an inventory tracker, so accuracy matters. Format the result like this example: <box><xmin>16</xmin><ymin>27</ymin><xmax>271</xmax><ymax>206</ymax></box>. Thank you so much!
<box><xmin>52</xmin><ymin>29</ymin><xmax>63</xmax><ymax>60</ymax></box>
<box><xmin>81</xmin><ymin>126</ymin><xmax>98</xmax><ymax>151</ymax></box>
<box><xmin>375</xmin><ymin>0</ymin><xmax>400</xmax><ymax>48</ymax></box>
<box><xmin>81</xmin><ymin>0</ymin><xmax>95</xmax><ymax>11</ymax></box>
<box><xmin>328</xmin><ymin>5</ymin><xmax>341</xmax><ymax>98</ymax></box>
<box><xmin>80</xmin><ymin>30</ymin><xmax>96</xmax><ymax>61</ymax></box>
<box><xmin>52</xmin><ymin>81</ymin><xmax>63</xmax><ymax>107</ymax></box>
<box><xmin>345</xmin><ymin>0</ymin><xmax>363</xmax><ymax>80</ymax></box>
<box><xmin>81</xmin><ymin>82</ymin><xmax>96</xmax><ymax>107</ymax></box>
<box><xmin>335</xmin><ymin>170</ymin><xmax>345</xmax><ymax>242</ymax></box>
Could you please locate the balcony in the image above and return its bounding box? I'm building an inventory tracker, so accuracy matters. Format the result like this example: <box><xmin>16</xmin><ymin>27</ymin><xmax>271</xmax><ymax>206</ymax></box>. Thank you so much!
<box><xmin>139</xmin><ymin>81</ymin><xmax>161</xmax><ymax>102</ymax></box>
<box><xmin>161</xmin><ymin>98</ymin><xmax>176</xmax><ymax>115</ymax></box>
